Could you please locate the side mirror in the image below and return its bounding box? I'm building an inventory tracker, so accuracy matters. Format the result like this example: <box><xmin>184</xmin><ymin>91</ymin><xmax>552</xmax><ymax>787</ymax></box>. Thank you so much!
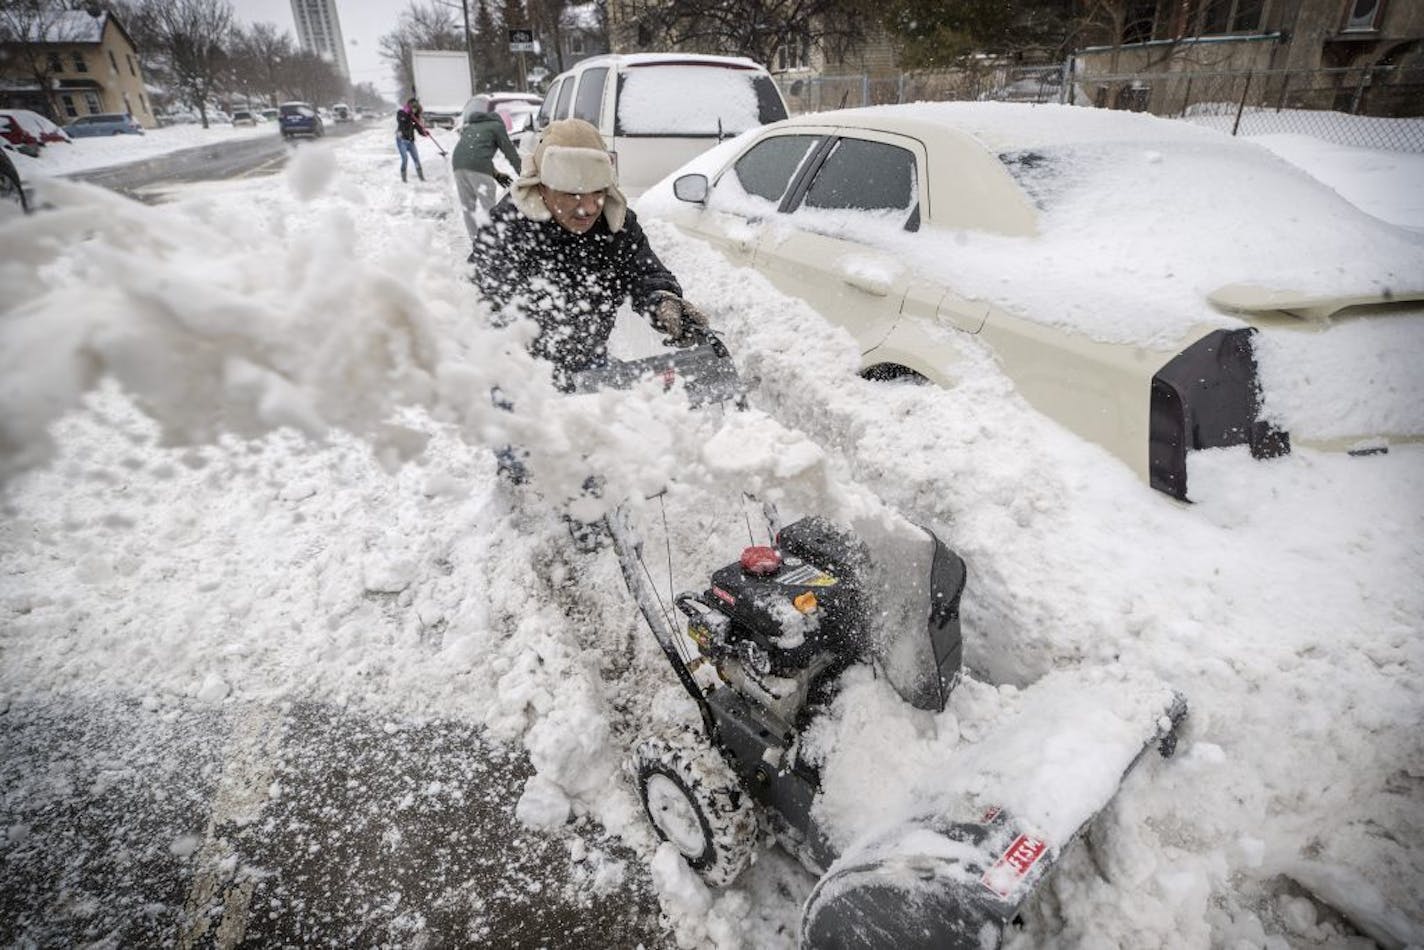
<box><xmin>673</xmin><ymin>173</ymin><xmax>709</xmax><ymax>205</ymax></box>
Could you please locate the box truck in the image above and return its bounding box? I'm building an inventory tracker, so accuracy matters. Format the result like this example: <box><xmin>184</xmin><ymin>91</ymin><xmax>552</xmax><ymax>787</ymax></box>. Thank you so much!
<box><xmin>411</xmin><ymin>50</ymin><xmax>473</xmax><ymax>129</ymax></box>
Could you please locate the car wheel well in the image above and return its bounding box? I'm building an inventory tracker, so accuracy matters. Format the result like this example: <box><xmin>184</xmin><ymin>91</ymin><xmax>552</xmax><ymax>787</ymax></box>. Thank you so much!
<box><xmin>861</xmin><ymin>363</ymin><xmax>928</xmax><ymax>385</ymax></box>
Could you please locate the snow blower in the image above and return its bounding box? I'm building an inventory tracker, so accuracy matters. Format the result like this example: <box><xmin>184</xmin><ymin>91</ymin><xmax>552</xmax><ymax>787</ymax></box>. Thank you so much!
<box><xmin>574</xmin><ymin>329</ymin><xmax>1187</xmax><ymax>949</ymax></box>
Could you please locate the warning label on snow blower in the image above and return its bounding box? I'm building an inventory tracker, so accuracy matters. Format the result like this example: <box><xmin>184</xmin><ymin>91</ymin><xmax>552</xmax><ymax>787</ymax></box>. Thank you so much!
<box><xmin>980</xmin><ymin>833</ymin><xmax>1048</xmax><ymax>898</ymax></box>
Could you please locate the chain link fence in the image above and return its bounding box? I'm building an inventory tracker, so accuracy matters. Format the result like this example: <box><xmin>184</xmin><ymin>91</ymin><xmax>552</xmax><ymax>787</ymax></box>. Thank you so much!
<box><xmin>773</xmin><ymin>64</ymin><xmax>1424</xmax><ymax>152</ymax></box>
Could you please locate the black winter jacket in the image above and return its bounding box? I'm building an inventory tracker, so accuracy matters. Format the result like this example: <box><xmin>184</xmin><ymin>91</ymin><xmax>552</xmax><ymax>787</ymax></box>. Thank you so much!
<box><xmin>471</xmin><ymin>196</ymin><xmax>681</xmax><ymax>386</ymax></box>
<box><xmin>396</xmin><ymin>107</ymin><xmax>425</xmax><ymax>141</ymax></box>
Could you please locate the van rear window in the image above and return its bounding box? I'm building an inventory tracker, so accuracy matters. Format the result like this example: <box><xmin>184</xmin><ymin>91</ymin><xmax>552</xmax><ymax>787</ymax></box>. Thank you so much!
<box><xmin>616</xmin><ymin>66</ymin><xmax>786</xmax><ymax>136</ymax></box>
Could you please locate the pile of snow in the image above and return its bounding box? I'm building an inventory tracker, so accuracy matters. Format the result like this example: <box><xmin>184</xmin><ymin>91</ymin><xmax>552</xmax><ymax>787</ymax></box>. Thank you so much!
<box><xmin>7</xmin><ymin>120</ymin><xmax>274</xmax><ymax>178</ymax></box>
<box><xmin>2</xmin><ymin>121</ymin><xmax>1422</xmax><ymax>949</ymax></box>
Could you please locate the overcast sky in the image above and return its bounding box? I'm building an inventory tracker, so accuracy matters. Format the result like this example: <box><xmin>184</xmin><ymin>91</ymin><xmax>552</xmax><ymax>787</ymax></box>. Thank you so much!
<box><xmin>233</xmin><ymin>0</ymin><xmax>406</xmax><ymax>99</ymax></box>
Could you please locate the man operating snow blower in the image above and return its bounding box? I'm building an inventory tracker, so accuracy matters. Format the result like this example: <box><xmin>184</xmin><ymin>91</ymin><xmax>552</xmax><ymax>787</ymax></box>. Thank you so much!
<box><xmin>469</xmin><ymin>118</ymin><xmax>709</xmax><ymax>393</ymax></box>
<box><xmin>470</xmin><ymin>118</ymin><xmax>712</xmax><ymax>545</ymax></box>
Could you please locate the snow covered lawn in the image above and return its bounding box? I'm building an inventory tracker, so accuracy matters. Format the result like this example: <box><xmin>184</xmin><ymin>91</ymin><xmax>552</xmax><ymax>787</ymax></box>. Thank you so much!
<box><xmin>1</xmin><ymin>121</ymin><xmax>1421</xmax><ymax>948</ymax></box>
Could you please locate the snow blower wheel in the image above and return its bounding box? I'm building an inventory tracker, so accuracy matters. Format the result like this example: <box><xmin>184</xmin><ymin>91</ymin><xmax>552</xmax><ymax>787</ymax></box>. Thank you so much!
<box><xmin>633</xmin><ymin>730</ymin><xmax>758</xmax><ymax>887</ymax></box>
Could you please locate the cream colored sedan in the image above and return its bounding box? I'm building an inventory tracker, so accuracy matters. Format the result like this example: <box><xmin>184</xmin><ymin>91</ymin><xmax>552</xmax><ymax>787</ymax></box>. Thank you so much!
<box><xmin>650</xmin><ymin>102</ymin><xmax>1424</xmax><ymax>499</ymax></box>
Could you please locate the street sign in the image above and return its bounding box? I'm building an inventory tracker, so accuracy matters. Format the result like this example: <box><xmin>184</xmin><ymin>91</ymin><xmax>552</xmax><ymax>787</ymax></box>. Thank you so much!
<box><xmin>509</xmin><ymin>29</ymin><xmax>535</xmax><ymax>53</ymax></box>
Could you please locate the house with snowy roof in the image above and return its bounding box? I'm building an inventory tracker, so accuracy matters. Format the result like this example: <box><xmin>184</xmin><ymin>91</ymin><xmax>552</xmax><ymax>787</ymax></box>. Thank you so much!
<box><xmin>0</xmin><ymin>9</ymin><xmax>155</xmax><ymax>129</ymax></box>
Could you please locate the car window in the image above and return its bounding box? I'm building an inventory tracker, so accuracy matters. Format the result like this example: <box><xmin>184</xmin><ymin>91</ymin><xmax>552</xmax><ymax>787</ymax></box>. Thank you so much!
<box><xmin>538</xmin><ymin>81</ymin><xmax>560</xmax><ymax>127</ymax></box>
<box><xmin>797</xmin><ymin>137</ymin><xmax>919</xmax><ymax>230</ymax></box>
<box><xmin>573</xmin><ymin>67</ymin><xmax>608</xmax><ymax>124</ymax></box>
<box><xmin>722</xmin><ymin>134</ymin><xmax>822</xmax><ymax>207</ymax></box>
<box><xmin>554</xmin><ymin>77</ymin><xmax>575</xmax><ymax>119</ymax></box>
<box><xmin>616</xmin><ymin>65</ymin><xmax>782</xmax><ymax>136</ymax></box>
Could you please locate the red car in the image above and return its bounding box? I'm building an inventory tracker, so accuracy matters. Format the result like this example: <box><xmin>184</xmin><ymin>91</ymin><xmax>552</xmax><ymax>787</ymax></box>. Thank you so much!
<box><xmin>0</xmin><ymin>113</ymin><xmax>43</xmax><ymax>156</ymax></box>
<box><xmin>3</xmin><ymin>109</ymin><xmax>72</xmax><ymax>144</ymax></box>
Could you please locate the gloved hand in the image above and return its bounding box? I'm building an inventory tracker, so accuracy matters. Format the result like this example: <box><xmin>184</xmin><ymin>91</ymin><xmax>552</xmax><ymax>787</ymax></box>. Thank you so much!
<box><xmin>651</xmin><ymin>293</ymin><xmax>709</xmax><ymax>343</ymax></box>
<box><xmin>493</xmin><ymin>171</ymin><xmax>513</xmax><ymax>187</ymax></box>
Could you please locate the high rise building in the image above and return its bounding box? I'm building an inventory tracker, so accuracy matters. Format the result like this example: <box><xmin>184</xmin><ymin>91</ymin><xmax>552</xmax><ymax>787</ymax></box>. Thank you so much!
<box><xmin>290</xmin><ymin>0</ymin><xmax>350</xmax><ymax>80</ymax></box>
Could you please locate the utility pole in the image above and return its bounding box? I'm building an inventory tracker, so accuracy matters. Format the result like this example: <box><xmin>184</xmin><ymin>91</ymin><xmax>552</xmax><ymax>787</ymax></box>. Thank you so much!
<box><xmin>460</xmin><ymin>0</ymin><xmax>476</xmax><ymax>92</ymax></box>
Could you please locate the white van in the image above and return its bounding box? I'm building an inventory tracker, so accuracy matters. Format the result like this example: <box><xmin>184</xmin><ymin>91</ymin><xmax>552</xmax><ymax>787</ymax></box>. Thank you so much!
<box><xmin>534</xmin><ymin>53</ymin><xmax>788</xmax><ymax>197</ymax></box>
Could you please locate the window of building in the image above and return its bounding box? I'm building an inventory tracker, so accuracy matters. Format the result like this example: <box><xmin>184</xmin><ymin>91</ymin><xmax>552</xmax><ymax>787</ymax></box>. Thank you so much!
<box><xmin>140</xmin><ymin>93</ymin><xmax>149</xmax><ymax>114</ymax></box>
<box><xmin>776</xmin><ymin>32</ymin><xmax>811</xmax><ymax>71</ymax></box>
<box><xmin>61</xmin><ymin>93</ymin><xmax>78</xmax><ymax>118</ymax></box>
<box><xmin>127</xmin><ymin>53</ymin><xmax>136</xmax><ymax>76</ymax></box>
<box><xmin>1119</xmin><ymin>0</ymin><xmax>1159</xmax><ymax>44</ymax></box>
<box><xmin>47</xmin><ymin>52</ymin><xmax>64</xmax><ymax>72</ymax></box>
<box><xmin>107</xmin><ymin>49</ymin><xmax>118</xmax><ymax>71</ymax></box>
<box><xmin>1343</xmin><ymin>0</ymin><xmax>1385</xmax><ymax>32</ymax></box>
<box><xmin>1196</xmin><ymin>0</ymin><xmax>1264</xmax><ymax>35</ymax></box>
<box><xmin>73</xmin><ymin>51</ymin><xmax>88</xmax><ymax>72</ymax></box>
<box><xmin>84</xmin><ymin>91</ymin><xmax>101</xmax><ymax>113</ymax></box>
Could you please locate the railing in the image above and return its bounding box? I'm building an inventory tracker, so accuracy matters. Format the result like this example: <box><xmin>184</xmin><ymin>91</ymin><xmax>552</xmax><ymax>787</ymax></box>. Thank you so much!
<box><xmin>773</xmin><ymin>64</ymin><xmax>1424</xmax><ymax>152</ymax></box>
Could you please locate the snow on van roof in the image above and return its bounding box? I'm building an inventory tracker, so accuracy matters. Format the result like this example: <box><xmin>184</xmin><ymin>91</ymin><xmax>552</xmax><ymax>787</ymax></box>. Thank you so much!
<box><xmin>578</xmin><ymin>52</ymin><xmax>765</xmax><ymax>71</ymax></box>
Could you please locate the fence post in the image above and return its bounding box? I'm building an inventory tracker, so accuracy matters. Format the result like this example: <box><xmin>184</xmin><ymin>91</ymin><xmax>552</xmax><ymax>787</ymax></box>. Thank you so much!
<box><xmin>1276</xmin><ymin>71</ymin><xmax>1290</xmax><ymax>113</ymax></box>
<box><xmin>862</xmin><ymin>74</ymin><xmax>870</xmax><ymax>107</ymax></box>
<box><xmin>1349</xmin><ymin>67</ymin><xmax>1370</xmax><ymax>114</ymax></box>
<box><xmin>1180</xmin><ymin>75</ymin><xmax>1193</xmax><ymax>118</ymax></box>
<box><xmin>897</xmin><ymin>71</ymin><xmax>905</xmax><ymax>104</ymax></box>
<box><xmin>1231</xmin><ymin>70</ymin><xmax>1253</xmax><ymax>136</ymax></box>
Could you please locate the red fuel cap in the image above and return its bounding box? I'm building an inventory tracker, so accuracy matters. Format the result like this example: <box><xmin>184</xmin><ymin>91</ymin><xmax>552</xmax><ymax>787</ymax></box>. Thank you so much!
<box><xmin>740</xmin><ymin>546</ymin><xmax>782</xmax><ymax>576</ymax></box>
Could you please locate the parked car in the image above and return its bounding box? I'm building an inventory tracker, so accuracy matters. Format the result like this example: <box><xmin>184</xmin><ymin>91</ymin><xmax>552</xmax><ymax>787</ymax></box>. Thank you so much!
<box><xmin>66</xmin><ymin>113</ymin><xmax>144</xmax><ymax>136</ymax></box>
<box><xmin>332</xmin><ymin>103</ymin><xmax>352</xmax><ymax>122</ymax></box>
<box><xmin>0</xmin><ymin>114</ymin><xmax>43</xmax><ymax>156</ymax></box>
<box><xmin>231</xmin><ymin>109</ymin><xmax>258</xmax><ymax>127</ymax></box>
<box><xmin>651</xmin><ymin>102</ymin><xmax>1424</xmax><ymax>498</ymax></box>
<box><xmin>0</xmin><ymin>110</ymin><xmax>70</xmax><ymax>144</ymax></box>
<box><xmin>261</xmin><ymin>108</ymin><xmax>279</xmax><ymax>121</ymax></box>
<box><xmin>278</xmin><ymin>101</ymin><xmax>323</xmax><ymax>140</ymax></box>
<box><xmin>536</xmin><ymin>53</ymin><xmax>788</xmax><ymax>197</ymax></box>
<box><xmin>459</xmin><ymin>91</ymin><xmax>542</xmax><ymax>127</ymax></box>
<box><xmin>0</xmin><ymin>146</ymin><xmax>28</xmax><ymax>215</ymax></box>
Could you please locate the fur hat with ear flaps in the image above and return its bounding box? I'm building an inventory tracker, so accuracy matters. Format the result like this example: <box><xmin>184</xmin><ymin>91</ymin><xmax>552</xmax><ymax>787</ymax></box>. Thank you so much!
<box><xmin>511</xmin><ymin>118</ymin><xmax>628</xmax><ymax>232</ymax></box>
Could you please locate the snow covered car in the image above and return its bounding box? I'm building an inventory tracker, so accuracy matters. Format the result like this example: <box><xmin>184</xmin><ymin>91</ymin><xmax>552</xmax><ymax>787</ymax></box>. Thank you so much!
<box><xmin>459</xmin><ymin>91</ymin><xmax>542</xmax><ymax>126</ymax></box>
<box><xmin>0</xmin><ymin>113</ymin><xmax>43</xmax><ymax>155</ymax></box>
<box><xmin>230</xmin><ymin>109</ymin><xmax>259</xmax><ymax>127</ymax></box>
<box><xmin>537</xmin><ymin>53</ymin><xmax>789</xmax><ymax>198</ymax></box>
<box><xmin>649</xmin><ymin>102</ymin><xmax>1424</xmax><ymax>499</ymax></box>
<box><xmin>66</xmin><ymin>113</ymin><xmax>144</xmax><ymax>137</ymax></box>
<box><xmin>0</xmin><ymin>109</ymin><xmax>71</xmax><ymax>145</ymax></box>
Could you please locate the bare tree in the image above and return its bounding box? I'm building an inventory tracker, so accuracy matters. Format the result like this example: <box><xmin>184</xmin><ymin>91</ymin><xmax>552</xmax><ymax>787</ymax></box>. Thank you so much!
<box><xmin>378</xmin><ymin>1</ymin><xmax>464</xmax><ymax>97</ymax></box>
<box><xmin>619</xmin><ymin>0</ymin><xmax>871</xmax><ymax>70</ymax></box>
<box><xmin>526</xmin><ymin>0</ymin><xmax>567</xmax><ymax>74</ymax></box>
<box><xmin>134</xmin><ymin>0</ymin><xmax>235</xmax><ymax>127</ymax></box>
<box><xmin>230</xmin><ymin>21</ymin><xmax>295</xmax><ymax>108</ymax></box>
<box><xmin>879</xmin><ymin>0</ymin><xmax>1072</xmax><ymax>69</ymax></box>
<box><xmin>0</xmin><ymin>0</ymin><xmax>104</xmax><ymax>120</ymax></box>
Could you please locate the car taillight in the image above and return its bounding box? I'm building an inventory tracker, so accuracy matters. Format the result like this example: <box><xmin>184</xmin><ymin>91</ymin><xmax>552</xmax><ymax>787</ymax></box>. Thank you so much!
<box><xmin>1149</xmin><ymin>328</ymin><xmax>1289</xmax><ymax>500</ymax></box>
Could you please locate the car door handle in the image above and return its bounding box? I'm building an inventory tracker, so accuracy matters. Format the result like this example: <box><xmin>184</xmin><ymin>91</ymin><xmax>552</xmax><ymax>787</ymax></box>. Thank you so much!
<box><xmin>843</xmin><ymin>273</ymin><xmax>890</xmax><ymax>296</ymax></box>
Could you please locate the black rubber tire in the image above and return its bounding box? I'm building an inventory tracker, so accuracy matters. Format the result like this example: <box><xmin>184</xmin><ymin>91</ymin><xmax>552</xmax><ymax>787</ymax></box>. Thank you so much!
<box><xmin>0</xmin><ymin>155</ymin><xmax>26</xmax><ymax>214</ymax></box>
<box><xmin>633</xmin><ymin>729</ymin><xmax>758</xmax><ymax>887</ymax></box>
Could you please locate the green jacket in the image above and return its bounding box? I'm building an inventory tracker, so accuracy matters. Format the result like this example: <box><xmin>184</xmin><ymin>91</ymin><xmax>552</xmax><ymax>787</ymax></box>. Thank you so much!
<box><xmin>452</xmin><ymin>112</ymin><xmax>522</xmax><ymax>176</ymax></box>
